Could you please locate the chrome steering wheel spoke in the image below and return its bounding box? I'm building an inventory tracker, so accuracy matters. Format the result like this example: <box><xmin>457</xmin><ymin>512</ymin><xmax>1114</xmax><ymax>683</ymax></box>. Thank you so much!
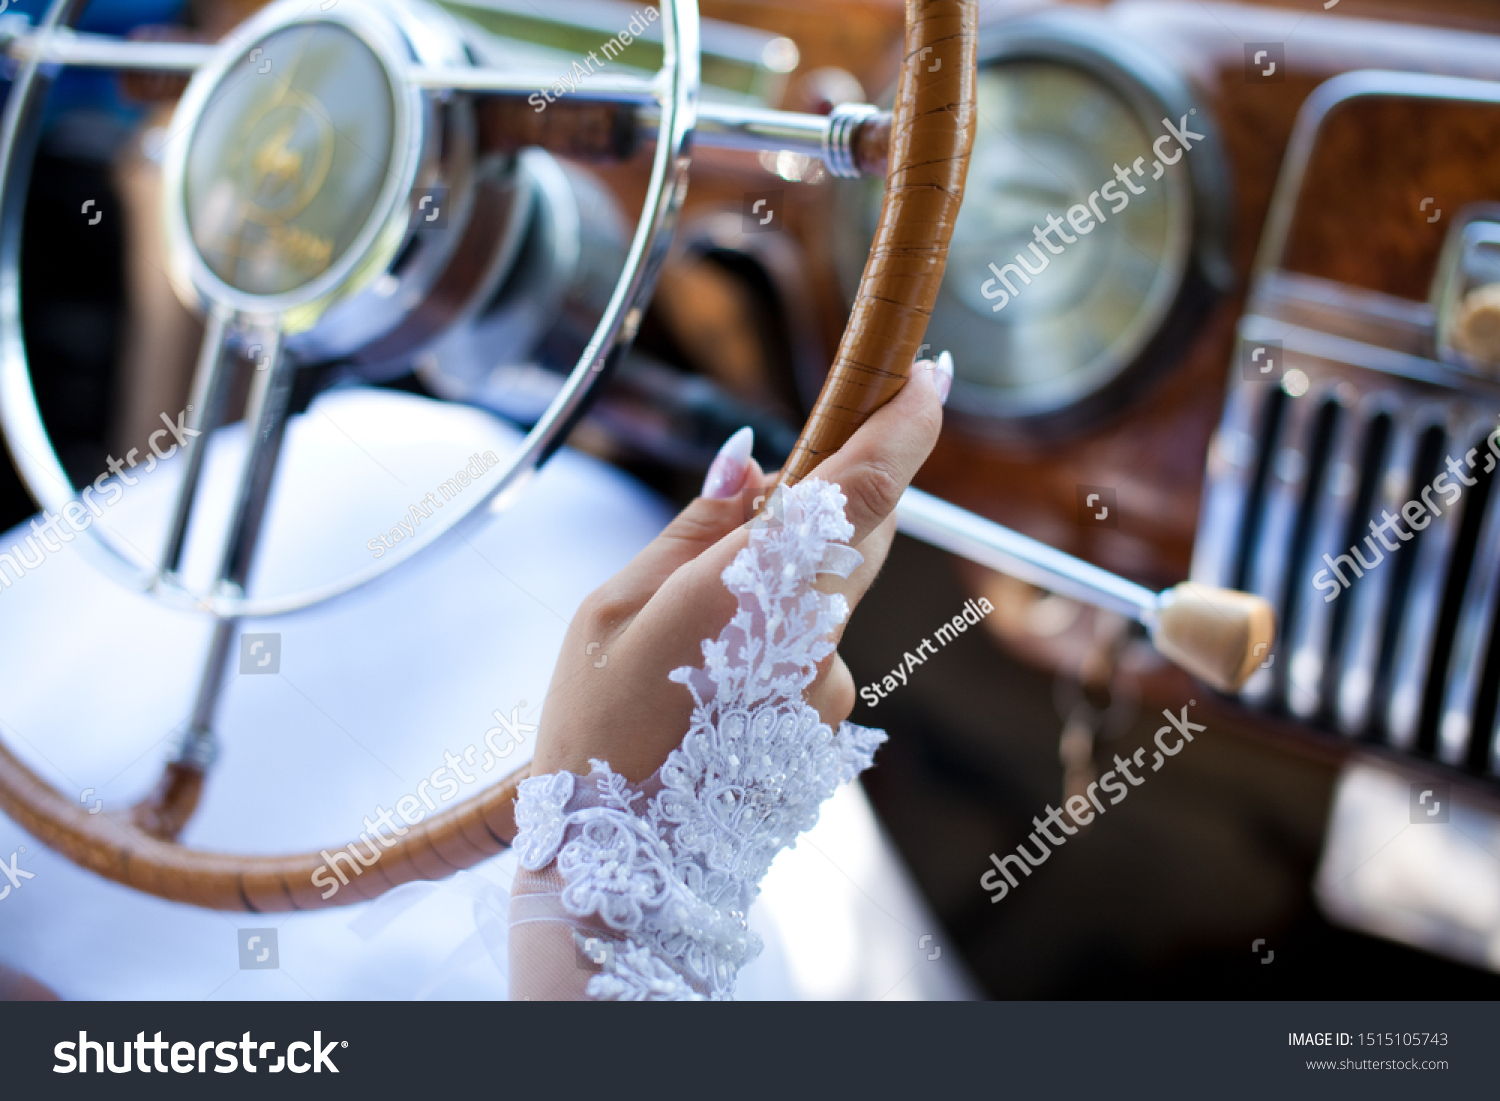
<box><xmin>409</xmin><ymin>65</ymin><xmax>665</xmax><ymax>103</ymax></box>
<box><xmin>1</xmin><ymin>25</ymin><xmax>214</xmax><ymax>71</ymax></box>
<box><xmin>158</xmin><ymin>305</ymin><xmax>234</xmax><ymax>581</ymax></box>
<box><xmin>1</xmin><ymin>14</ymin><xmax>887</xmax><ymax>177</ymax></box>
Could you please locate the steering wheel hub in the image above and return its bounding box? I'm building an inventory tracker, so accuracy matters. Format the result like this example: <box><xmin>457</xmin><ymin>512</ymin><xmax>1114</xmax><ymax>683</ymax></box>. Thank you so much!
<box><xmin>163</xmin><ymin>2</ymin><xmax>425</xmax><ymax>326</ymax></box>
<box><xmin>185</xmin><ymin>25</ymin><xmax>390</xmax><ymax>297</ymax></box>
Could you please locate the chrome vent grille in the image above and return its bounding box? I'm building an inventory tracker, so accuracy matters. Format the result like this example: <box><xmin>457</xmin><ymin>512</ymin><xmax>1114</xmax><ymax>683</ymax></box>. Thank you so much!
<box><xmin>1193</xmin><ymin>275</ymin><xmax>1500</xmax><ymax>784</ymax></box>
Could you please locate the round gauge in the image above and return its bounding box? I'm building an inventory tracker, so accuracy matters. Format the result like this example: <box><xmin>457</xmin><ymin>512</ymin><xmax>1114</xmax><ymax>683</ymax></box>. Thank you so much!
<box><xmin>182</xmin><ymin>22</ymin><xmax>397</xmax><ymax>297</ymax></box>
<box><xmin>836</xmin><ymin>13</ymin><xmax>1228</xmax><ymax>432</ymax></box>
<box><xmin>944</xmin><ymin>60</ymin><xmax>1191</xmax><ymax>408</ymax></box>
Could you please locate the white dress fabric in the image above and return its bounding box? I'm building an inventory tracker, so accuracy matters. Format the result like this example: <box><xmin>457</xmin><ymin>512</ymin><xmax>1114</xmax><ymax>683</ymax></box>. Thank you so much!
<box><xmin>509</xmin><ymin>479</ymin><xmax>886</xmax><ymax>1000</ymax></box>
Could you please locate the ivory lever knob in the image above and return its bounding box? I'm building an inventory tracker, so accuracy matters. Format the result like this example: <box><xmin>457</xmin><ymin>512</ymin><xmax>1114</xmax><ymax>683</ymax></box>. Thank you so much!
<box><xmin>1150</xmin><ymin>583</ymin><xmax>1276</xmax><ymax>693</ymax></box>
<box><xmin>1451</xmin><ymin>282</ymin><xmax>1500</xmax><ymax>370</ymax></box>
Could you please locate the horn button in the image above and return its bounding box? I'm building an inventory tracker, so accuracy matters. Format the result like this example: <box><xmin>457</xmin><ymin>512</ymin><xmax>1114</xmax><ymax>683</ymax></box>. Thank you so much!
<box><xmin>183</xmin><ymin>22</ymin><xmax>396</xmax><ymax>298</ymax></box>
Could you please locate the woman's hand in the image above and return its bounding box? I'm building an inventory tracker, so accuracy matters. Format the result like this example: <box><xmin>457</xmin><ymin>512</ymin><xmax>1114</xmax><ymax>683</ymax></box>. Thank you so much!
<box><xmin>531</xmin><ymin>353</ymin><xmax>953</xmax><ymax>783</ymax></box>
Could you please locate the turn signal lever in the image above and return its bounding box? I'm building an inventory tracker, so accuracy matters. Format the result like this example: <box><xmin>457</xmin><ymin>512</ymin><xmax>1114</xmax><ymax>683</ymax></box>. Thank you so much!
<box><xmin>895</xmin><ymin>489</ymin><xmax>1275</xmax><ymax>693</ymax></box>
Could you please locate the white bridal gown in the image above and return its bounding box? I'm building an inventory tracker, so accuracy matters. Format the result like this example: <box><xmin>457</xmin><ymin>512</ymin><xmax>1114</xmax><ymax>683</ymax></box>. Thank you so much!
<box><xmin>0</xmin><ymin>387</ymin><xmax>972</xmax><ymax>1000</ymax></box>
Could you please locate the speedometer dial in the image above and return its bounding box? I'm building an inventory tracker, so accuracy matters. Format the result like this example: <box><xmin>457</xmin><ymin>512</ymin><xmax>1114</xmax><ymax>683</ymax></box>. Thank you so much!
<box><xmin>945</xmin><ymin>61</ymin><xmax>1190</xmax><ymax>406</ymax></box>
<box><xmin>840</xmin><ymin>13</ymin><xmax>1228</xmax><ymax>433</ymax></box>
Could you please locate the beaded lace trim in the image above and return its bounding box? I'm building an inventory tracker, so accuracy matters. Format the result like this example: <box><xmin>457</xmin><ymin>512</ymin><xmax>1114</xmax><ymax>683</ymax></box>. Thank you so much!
<box><xmin>512</xmin><ymin>479</ymin><xmax>885</xmax><ymax>999</ymax></box>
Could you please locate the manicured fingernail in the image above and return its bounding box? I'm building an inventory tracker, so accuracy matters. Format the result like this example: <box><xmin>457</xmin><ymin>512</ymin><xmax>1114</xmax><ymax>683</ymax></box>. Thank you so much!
<box><xmin>933</xmin><ymin>350</ymin><xmax>953</xmax><ymax>406</ymax></box>
<box><xmin>702</xmin><ymin>426</ymin><xmax>754</xmax><ymax>498</ymax></box>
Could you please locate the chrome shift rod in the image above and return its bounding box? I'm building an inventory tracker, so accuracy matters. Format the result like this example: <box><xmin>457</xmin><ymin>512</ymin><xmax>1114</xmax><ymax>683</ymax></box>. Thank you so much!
<box><xmin>895</xmin><ymin>488</ymin><xmax>1274</xmax><ymax>693</ymax></box>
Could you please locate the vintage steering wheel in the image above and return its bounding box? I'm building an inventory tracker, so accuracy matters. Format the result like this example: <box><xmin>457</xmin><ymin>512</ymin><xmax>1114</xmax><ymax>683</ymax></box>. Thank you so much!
<box><xmin>0</xmin><ymin>0</ymin><xmax>977</xmax><ymax>908</ymax></box>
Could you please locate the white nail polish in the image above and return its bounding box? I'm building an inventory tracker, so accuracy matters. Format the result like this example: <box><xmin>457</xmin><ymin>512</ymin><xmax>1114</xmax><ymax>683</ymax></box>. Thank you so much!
<box><xmin>933</xmin><ymin>350</ymin><xmax>954</xmax><ymax>405</ymax></box>
<box><xmin>702</xmin><ymin>426</ymin><xmax>755</xmax><ymax>498</ymax></box>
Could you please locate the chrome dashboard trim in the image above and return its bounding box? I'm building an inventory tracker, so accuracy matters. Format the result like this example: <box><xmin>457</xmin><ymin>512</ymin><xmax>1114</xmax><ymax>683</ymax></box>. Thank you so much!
<box><xmin>1197</xmin><ymin>68</ymin><xmax>1500</xmax><ymax>787</ymax></box>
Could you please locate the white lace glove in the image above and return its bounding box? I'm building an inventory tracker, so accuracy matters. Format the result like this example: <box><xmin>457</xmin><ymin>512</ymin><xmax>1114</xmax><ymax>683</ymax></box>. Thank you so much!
<box><xmin>508</xmin><ymin>479</ymin><xmax>885</xmax><ymax>1000</ymax></box>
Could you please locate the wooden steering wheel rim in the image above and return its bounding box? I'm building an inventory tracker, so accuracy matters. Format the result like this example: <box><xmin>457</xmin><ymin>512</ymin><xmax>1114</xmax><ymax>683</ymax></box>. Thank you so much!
<box><xmin>0</xmin><ymin>0</ymin><xmax>977</xmax><ymax>911</ymax></box>
<box><xmin>781</xmin><ymin>1</ymin><xmax>978</xmax><ymax>485</ymax></box>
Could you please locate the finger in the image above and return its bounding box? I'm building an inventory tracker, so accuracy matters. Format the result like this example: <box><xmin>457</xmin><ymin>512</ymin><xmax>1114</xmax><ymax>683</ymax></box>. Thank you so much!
<box><xmin>815</xmin><ymin>512</ymin><xmax>897</xmax><ymax>648</ymax></box>
<box><xmin>644</xmin><ymin>454</ymin><xmax>902</xmax><ymax>664</ymax></box>
<box><xmin>803</xmin><ymin>353</ymin><xmax>950</xmax><ymax>545</ymax></box>
<box><xmin>806</xmin><ymin>651</ymin><xmax>856</xmax><ymax>729</ymax></box>
<box><xmin>621</xmin><ymin>492</ymin><xmax>881</xmax><ymax>724</ymax></box>
<box><xmin>591</xmin><ymin>434</ymin><xmax>767</xmax><ymax>620</ymax></box>
<box><xmin>611</xmin><ymin>349</ymin><xmax>946</xmax><ymax>674</ymax></box>
<box><xmin>602</xmin><ymin>350</ymin><xmax>946</xmax><ymax>633</ymax></box>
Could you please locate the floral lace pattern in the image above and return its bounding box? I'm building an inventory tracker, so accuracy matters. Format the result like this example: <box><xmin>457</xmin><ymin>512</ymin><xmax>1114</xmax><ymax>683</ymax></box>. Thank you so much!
<box><xmin>512</xmin><ymin>479</ymin><xmax>886</xmax><ymax>1000</ymax></box>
